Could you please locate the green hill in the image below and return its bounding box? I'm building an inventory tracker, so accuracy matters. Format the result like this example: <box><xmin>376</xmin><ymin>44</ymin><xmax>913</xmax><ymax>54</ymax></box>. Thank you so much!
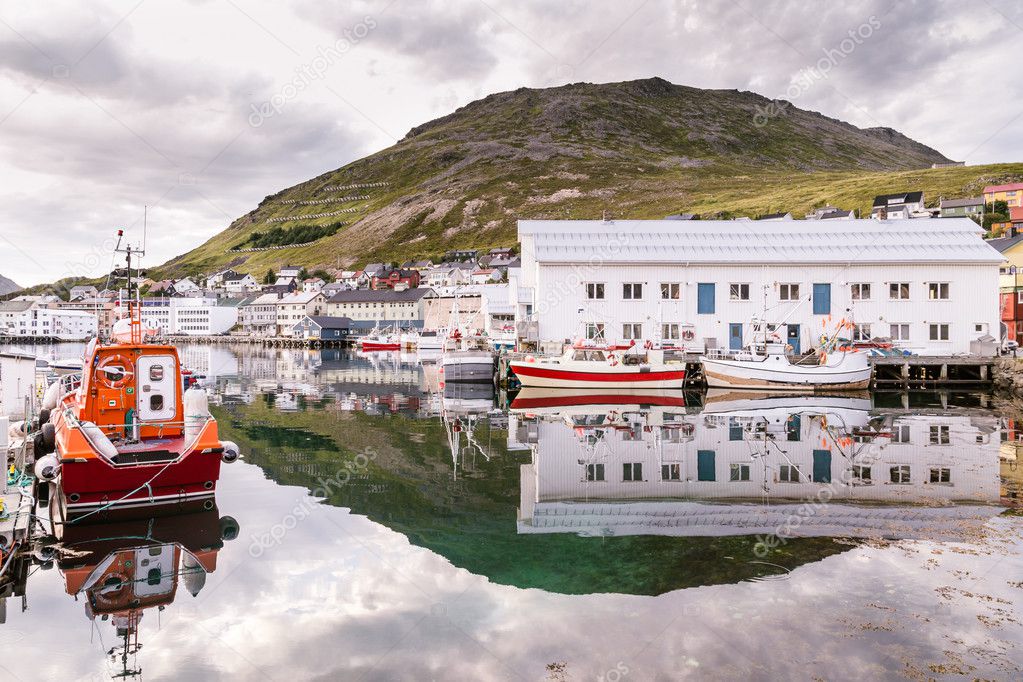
<box><xmin>140</xmin><ymin>77</ymin><xmax>1023</xmax><ymax>279</ymax></box>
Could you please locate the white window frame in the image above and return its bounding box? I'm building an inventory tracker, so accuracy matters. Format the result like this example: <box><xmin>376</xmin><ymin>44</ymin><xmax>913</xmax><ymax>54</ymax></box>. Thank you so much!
<box><xmin>779</xmin><ymin>283</ymin><xmax>800</xmax><ymax>301</ymax></box>
<box><xmin>929</xmin><ymin>424</ymin><xmax>950</xmax><ymax>445</ymax></box>
<box><xmin>730</xmin><ymin>463</ymin><xmax>750</xmax><ymax>481</ymax></box>
<box><xmin>929</xmin><ymin>467</ymin><xmax>951</xmax><ymax>484</ymax></box>
<box><xmin>661</xmin><ymin>463</ymin><xmax>682</xmax><ymax>481</ymax></box>
<box><xmin>662</xmin><ymin>323</ymin><xmax>680</xmax><ymax>340</ymax></box>
<box><xmin>622</xmin><ymin>283</ymin><xmax>643</xmax><ymax>300</ymax></box>
<box><xmin>585</xmin><ymin>463</ymin><xmax>605</xmax><ymax>482</ymax></box>
<box><xmin>927</xmin><ymin>282</ymin><xmax>950</xmax><ymax>300</ymax></box>
<box><xmin>622</xmin><ymin>323</ymin><xmax>643</xmax><ymax>340</ymax></box>
<box><xmin>851</xmin><ymin>464</ymin><xmax>872</xmax><ymax>484</ymax></box>
<box><xmin>585</xmin><ymin>282</ymin><xmax>605</xmax><ymax>300</ymax></box>
<box><xmin>929</xmin><ymin>323</ymin><xmax>950</xmax><ymax>342</ymax></box>
<box><xmin>660</xmin><ymin>282</ymin><xmax>681</xmax><ymax>300</ymax></box>
<box><xmin>622</xmin><ymin>462</ymin><xmax>643</xmax><ymax>482</ymax></box>
<box><xmin>850</xmin><ymin>283</ymin><xmax>871</xmax><ymax>300</ymax></box>
<box><xmin>779</xmin><ymin>464</ymin><xmax>801</xmax><ymax>482</ymax></box>
<box><xmin>890</xmin><ymin>465</ymin><xmax>911</xmax><ymax>484</ymax></box>
<box><xmin>890</xmin><ymin>323</ymin><xmax>910</xmax><ymax>341</ymax></box>
<box><xmin>889</xmin><ymin>282</ymin><xmax>910</xmax><ymax>300</ymax></box>
<box><xmin>585</xmin><ymin>323</ymin><xmax>605</xmax><ymax>340</ymax></box>
<box><xmin>852</xmin><ymin>323</ymin><xmax>872</xmax><ymax>341</ymax></box>
<box><xmin>729</xmin><ymin>283</ymin><xmax>750</xmax><ymax>301</ymax></box>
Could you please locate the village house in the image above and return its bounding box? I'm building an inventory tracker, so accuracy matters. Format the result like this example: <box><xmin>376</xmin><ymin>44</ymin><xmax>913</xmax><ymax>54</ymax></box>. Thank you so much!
<box><xmin>371</xmin><ymin>268</ymin><xmax>421</xmax><ymax>290</ymax></box>
<box><xmin>276</xmin><ymin>291</ymin><xmax>327</xmax><ymax>336</ymax></box>
<box><xmin>170</xmin><ymin>277</ymin><xmax>201</xmax><ymax>296</ymax></box>
<box><xmin>139</xmin><ymin>296</ymin><xmax>239</xmax><ymax>335</ymax></box>
<box><xmin>939</xmin><ymin>197</ymin><xmax>984</xmax><ymax>220</ymax></box>
<box><xmin>516</xmin><ymin>218</ymin><xmax>1002</xmax><ymax>356</ymax></box>
<box><xmin>983</xmin><ymin>182</ymin><xmax>1023</xmax><ymax>208</ymax></box>
<box><xmin>292</xmin><ymin>315</ymin><xmax>354</xmax><ymax>341</ymax></box>
<box><xmin>871</xmin><ymin>191</ymin><xmax>927</xmax><ymax>219</ymax></box>
<box><xmin>223</xmin><ymin>272</ymin><xmax>260</xmax><ymax>294</ymax></box>
<box><xmin>238</xmin><ymin>292</ymin><xmax>282</xmax><ymax>337</ymax></box>
<box><xmin>302</xmin><ymin>277</ymin><xmax>326</xmax><ymax>293</ymax></box>
<box><xmin>424</xmin><ymin>264</ymin><xmax>470</xmax><ymax>287</ymax></box>
<box><xmin>756</xmin><ymin>212</ymin><xmax>793</xmax><ymax>221</ymax></box>
<box><xmin>326</xmin><ymin>288</ymin><xmax>435</xmax><ymax>326</ymax></box>
<box><xmin>470</xmin><ymin>268</ymin><xmax>501</xmax><ymax>284</ymax></box>
<box><xmin>68</xmin><ymin>285</ymin><xmax>99</xmax><ymax>301</ymax></box>
<box><xmin>805</xmin><ymin>206</ymin><xmax>854</xmax><ymax>220</ymax></box>
<box><xmin>278</xmin><ymin>265</ymin><xmax>303</xmax><ymax>279</ymax></box>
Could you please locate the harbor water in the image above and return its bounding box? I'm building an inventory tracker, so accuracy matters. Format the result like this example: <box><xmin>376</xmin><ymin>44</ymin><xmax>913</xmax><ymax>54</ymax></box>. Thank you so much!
<box><xmin>2</xmin><ymin>342</ymin><xmax>1022</xmax><ymax>680</ymax></box>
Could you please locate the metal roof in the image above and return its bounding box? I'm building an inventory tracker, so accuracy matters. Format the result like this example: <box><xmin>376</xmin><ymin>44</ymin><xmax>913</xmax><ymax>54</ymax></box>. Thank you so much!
<box><xmin>519</xmin><ymin>218</ymin><xmax>1004</xmax><ymax>264</ymax></box>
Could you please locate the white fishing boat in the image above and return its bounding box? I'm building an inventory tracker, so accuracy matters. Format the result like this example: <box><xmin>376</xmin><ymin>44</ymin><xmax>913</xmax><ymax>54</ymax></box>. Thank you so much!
<box><xmin>416</xmin><ymin>329</ymin><xmax>446</xmax><ymax>351</ymax></box>
<box><xmin>700</xmin><ymin>318</ymin><xmax>871</xmax><ymax>391</ymax></box>
<box><xmin>440</xmin><ymin>330</ymin><xmax>495</xmax><ymax>384</ymax></box>
<box><xmin>510</xmin><ymin>340</ymin><xmax>687</xmax><ymax>389</ymax></box>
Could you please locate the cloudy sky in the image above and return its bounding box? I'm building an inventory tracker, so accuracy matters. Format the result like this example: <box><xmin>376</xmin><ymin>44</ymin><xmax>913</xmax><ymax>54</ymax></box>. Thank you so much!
<box><xmin>0</xmin><ymin>0</ymin><xmax>1020</xmax><ymax>286</ymax></box>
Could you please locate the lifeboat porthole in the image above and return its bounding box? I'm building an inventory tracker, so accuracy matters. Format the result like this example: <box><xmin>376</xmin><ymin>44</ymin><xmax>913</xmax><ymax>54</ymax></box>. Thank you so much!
<box><xmin>69</xmin><ymin>493</ymin><xmax>80</xmax><ymax>502</ymax></box>
<box><xmin>203</xmin><ymin>499</ymin><xmax>215</xmax><ymax>510</ymax></box>
<box><xmin>203</xmin><ymin>480</ymin><xmax>214</xmax><ymax>490</ymax></box>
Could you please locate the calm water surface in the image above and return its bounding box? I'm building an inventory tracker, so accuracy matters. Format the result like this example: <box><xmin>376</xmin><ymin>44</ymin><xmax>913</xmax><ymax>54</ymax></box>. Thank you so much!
<box><xmin>2</xmin><ymin>343</ymin><xmax>1022</xmax><ymax>680</ymax></box>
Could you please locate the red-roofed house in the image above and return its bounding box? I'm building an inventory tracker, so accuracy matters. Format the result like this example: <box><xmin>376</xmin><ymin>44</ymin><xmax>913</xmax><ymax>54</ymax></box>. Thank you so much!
<box><xmin>371</xmin><ymin>268</ymin><xmax>420</xmax><ymax>290</ymax></box>
<box><xmin>984</xmin><ymin>183</ymin><xmax>1023</xmax><ymax>208</ymax></box>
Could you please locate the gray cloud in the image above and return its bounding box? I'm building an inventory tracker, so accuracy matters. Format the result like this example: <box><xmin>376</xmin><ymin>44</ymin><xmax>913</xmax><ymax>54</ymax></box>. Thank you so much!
<box><xmin>0</xmin><ymin>0</ymin><xmax>1020</xmax><ymax>286</ymax></box>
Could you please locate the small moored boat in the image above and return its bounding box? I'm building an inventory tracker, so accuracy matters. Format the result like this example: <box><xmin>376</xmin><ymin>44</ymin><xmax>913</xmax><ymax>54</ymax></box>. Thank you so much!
<box><xmin>510</xmin><ymin>341</ymin><xmax>687</xmax><ymax>389</ymax></box>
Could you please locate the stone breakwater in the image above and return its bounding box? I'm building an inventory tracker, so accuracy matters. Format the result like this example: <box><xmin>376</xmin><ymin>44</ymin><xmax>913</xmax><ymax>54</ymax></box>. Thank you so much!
<box><xmin>993</xmin><ymin>357</ymin><xmax>1023</xmax><ymax>396</ymax></box>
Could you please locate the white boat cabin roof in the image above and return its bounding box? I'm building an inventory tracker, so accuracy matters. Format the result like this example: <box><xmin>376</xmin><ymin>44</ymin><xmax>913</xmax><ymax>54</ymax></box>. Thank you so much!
<box><xmin>518</xmin><ymin>218</ymin><xmax>1004</xmax><ymax>265</ymax></box>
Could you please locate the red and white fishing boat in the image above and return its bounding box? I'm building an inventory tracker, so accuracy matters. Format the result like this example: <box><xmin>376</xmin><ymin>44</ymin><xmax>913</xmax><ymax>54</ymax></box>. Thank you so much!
<box><xmin>510</xmin><ymin>340</ymin><xmax>686</xmax><ymax>389</ymax></box>
<box><xmin>358</xmin><ymin>326</ymin><xmax>401</xmax><ymax>352</ymax></box>
<box><xmin>34</xmin><ymin>234</ymin><xmax>239</xmax><ymax>523</ymax></box>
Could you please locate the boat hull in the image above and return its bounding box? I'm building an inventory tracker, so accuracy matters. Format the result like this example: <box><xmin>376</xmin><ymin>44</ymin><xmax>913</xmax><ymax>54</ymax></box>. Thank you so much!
<box><xmin>360</xmin><ymin>341</ymin><xmax>401</xmax><ymax>352</ymax></box>
<box><xmin>441</xmin><ymin>360</ymin><xmax>495</xmax><ymax>383</ymax></box>
<box><xmin>700</xmin><ymin>355</ymin><xmax>871</xmax><ymax>391</ymax></box>
<box><xmin>510</xmin><ymin>362</ymin><xmax>686</xmax><ymax>389</ymax></box>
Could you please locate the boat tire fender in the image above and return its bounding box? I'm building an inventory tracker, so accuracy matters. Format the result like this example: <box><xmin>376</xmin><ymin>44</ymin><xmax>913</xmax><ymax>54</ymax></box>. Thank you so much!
<box><xmin>221</xmin><ymin>441</ymin><xmax>240</xmax><ymax>463</ymax></box>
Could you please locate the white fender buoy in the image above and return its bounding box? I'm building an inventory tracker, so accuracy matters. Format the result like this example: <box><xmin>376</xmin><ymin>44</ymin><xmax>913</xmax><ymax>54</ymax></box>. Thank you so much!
<box><xmin>34</xmin><ymin>454</ymin><xmax>60</xmax><ymax>481</ymax></box>
<box><xmin>181</xmin><ymin>553</ymin><xmax>207</xmax><ymax>597</ymax></box>
<box><xmin>79</xmin><ymin>421</ymin><xmax>119</xmax><ymax>461</ymax></box>
<box><xmin>220</xmin><ymin>440</ymin><xmax>240</xmax><ymax>463</ymax></box>
<box><xmin>41</xmin><ymin>381</ymin><xmax>61</xmax><ymax>411</ymax></box>
<box><xmin>183</xmin><ymin>387</ymin><xmax>210</xmax><ymax>443</ymax></box>
<box><xmin>8</xmin><ymin>420</ymin><xmax>27</xmax><ymax>439</ymax></box>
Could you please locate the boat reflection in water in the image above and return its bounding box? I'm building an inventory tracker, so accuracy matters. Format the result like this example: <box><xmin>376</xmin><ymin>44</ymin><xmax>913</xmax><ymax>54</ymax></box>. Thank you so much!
<box><xmin>49</xmin><ymin>506</ymin><xmax>238</xmax><ymax>678</ymax></box>
<box><xmin>511</xmin><ymin>388</ymin><xmax>1004</xmax><ymax>542</ymax></box>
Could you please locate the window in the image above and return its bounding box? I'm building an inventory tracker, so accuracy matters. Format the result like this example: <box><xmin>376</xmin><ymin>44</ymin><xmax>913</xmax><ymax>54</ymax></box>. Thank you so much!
<box><xmin>890</xmin><ymin>323</ymin><xmax>910</xmax><ymax>341</ymax></box>
<box><xmin>622</xmin><ymin>323</ymin><xmax>643</xmax><ymax>340</ymax></box>
<box><xmin>851</xmin><ymin>465</ymin><xmax>872</xmax><ymax>484</ymax></box>
<box><xmin>149</xmin><ymin>365</ymin><xmax>165</xmax><ymax>381</ymax></box>
<box><xmin>585</xmin><ymin>283</ymin><xmax>605</xmax><ymax>300</ymax></box>
<box><xmin>662</xmin><ymin>324</ymin><xmax>680</xmax><ymax>340</ymax></box>
<box><xmin>623</xmin><ymin>462</ymin><xmax>643</xmax><ymax>482</ymax></box>
<box><xmin>585</xmin><ymin>323</ymin><xmax>605</xmax><ymax>340</ymax></box>
<box><xmin>779</xmin><ymin>284</ymin><xmax>800</xmax><ymax>300</ymax></box>
<box><xmin>150</xmin><ymin>395</ymin><xmax>164</xmax><ymax>411</ymax></box>
<box><xmin>850</xmin><ymin>283</ymin><xmax>871</xmax><ymax>300</ymax></box>
<box><xmin>730</xmin><ymin>463</ymin><xmax>750</xmax><ymax>481</ymax></box>
<box><xmin>623</xmin><ymin>283</ymin><xmax>643</xmax><ymax>300</ymax></box>
<box><xmin>889</xmin><ymin>282</ymin><xmax>910</xmax><ymax>300</ymax></box>
<box><xmin>730</xmin><ymin>283</ymin><xmax>750</xmax><ymax>301</ymax></box>
<box><xmin>660</xmin><ymin>283</ymin><xmax>681</xmax><ymax>300</ymax></box>
<box><xmin>661</xmin><ymin>463</ymin><xmax>681</xmax><ymax>481</ymax></box>
<box><xmin>927</xmin><ymin>282</ymin><xmax>950</xmax><ymax>300</ymax></box>
<box><xmin>853</xmin><ymin>323</ymin><xmax>872</xmax><ymax>341</ymax></box>
<box><xmin>585</xmin><ymin>463</ymin><xmax>605</xmax><ymax>481</ymax></box>
<box><xmin>779</xmin><ymin>464</ymin><xmax>801</xmax><ymax>482</ymax></box>
<box><xmin>890</xmin><ymin>465</ymin><xmax>911</xmax><ymax>484</ymax></box>
<box><xmin>929</xmin><ymin>324</ymin><xmax>950</xmax><ymax>341</ymax></box>
<box><xmin>929</xmin><ymin>424</ymin><xmax>950</xmax><ymax>445</ymax></box>
<box><xmin>929</xmin><ymin>467</ymin><xmax>951</xmax><ymax>484</ymax></box>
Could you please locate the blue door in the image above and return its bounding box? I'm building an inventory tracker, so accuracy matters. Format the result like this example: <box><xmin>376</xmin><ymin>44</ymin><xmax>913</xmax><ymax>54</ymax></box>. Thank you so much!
<box><xmin>697</xmin><ymin>450</ymin><xmax>716</xmax><ymax>481</ymax></box>
<box><xmin>729</xmin><ymin>323</ymin><xmax>743</xmax><ymax>350</ymax></box>
<box><xmin>697</xmin><ymin>283</ymin><xmax>715</xmax><ymax>314</ymax></box>
<box><xmin>787</xmin><ymin>324</ymin><xmax>800</xmax><ymax>354</ymax></box>
<box><xmin>813</xmin><ymin>449</ymin><xmax>832</xmax><ymax>483</ymax></box>
<box><xmin>812</xmin><ymin>283</ymin><xmax>831</xmax><ymax>315</ymax></box>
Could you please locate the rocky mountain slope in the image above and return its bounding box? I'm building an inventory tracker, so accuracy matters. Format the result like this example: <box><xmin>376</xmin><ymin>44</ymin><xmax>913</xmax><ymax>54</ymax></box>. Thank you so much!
<box><xmin>146</xmin><ymin>77</ymin><xmax>1019</xmax><ymax>279</ymax></box>
<box><xmin>0</xmin><ymin>274</ymin><xmax>21</xmax><ymax>296</ymax></box>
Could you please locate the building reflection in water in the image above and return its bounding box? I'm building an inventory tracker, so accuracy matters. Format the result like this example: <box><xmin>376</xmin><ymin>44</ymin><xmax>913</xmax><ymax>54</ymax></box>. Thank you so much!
<box><xmin>510</xmin><ymin>389</ymin><xmax>1007</xmax><ymax>542</ymax></box>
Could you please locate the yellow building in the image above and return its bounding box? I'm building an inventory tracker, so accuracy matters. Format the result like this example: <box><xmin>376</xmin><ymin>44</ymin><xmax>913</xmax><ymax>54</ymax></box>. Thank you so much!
<box><xmin>991</xmin><ymin>234</ymin><xmax>1023</xmax><ymax>274</ymax></box>
<box><xmin>984</xmin><ymin>182</ymin><xmax>1023</xmax><ymax>208</ymax></box>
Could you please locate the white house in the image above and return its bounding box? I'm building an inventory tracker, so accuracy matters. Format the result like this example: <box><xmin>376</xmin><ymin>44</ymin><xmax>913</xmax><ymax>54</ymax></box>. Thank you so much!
<box><xmin>171</xmin><ymin>277</ymin><xmax>200</xmax><ymax>295</ymax></box>
<box><xmin>326</xmin><ymin>288</ymin><xmax>435</xmax><ymax>325</ymax></box>
<box><xmin>302</xmin><ymin>277</ymin><xmax>325</xmax><ymax>293</ymax></box>
<box><xmin>238</xmin><ymin>293</ymin><xmax>281</xmax><ymax>337</ymax></box>
<box><xmin>871</xmin><ymin>191</ymin><xmax>927</xmax><ymax>219</ymax></box>
<box><xmin>0</xmin><ymin>301</ymin><xmax>97</xmax><ymax>340</ymax></box>
<box><xmin>139</xmin><ymin>297</ymin><xmax>238</xmax><ymax>336</ymax></box>
<box><xmin>69</xmin><ymin>285</ymin><xmax>99</xmax><ymax>301</ymax></box>
<box><xmin>516</xmin><ymin>218</ymin><xmax>1002</xmax><ymax>355</ymax></box>
<box><xmin>223</xmin><ymin>272</ymin><xmax>259</xmax><ymax>294</ymax></box>
<box><xmin>276</xmin><ymin>291</ymin><xmax>327</xmax><ymax>336</ymax></box>
<box><xmin>278</xmin><ymin>265</ymin><xmax>303</xmax><ymax>278</ymax></box>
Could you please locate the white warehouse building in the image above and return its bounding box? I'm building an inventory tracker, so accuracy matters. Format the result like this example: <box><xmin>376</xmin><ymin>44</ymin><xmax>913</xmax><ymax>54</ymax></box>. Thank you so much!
<box><xmin>139</xmin><ymin>297</ymin><xmax>238</xmax><ymax>336</ymax></box>
<box><xmin>517</xmin><ymin>218</ymin><xmax>1003</xmax><ymax>355</ymax></box>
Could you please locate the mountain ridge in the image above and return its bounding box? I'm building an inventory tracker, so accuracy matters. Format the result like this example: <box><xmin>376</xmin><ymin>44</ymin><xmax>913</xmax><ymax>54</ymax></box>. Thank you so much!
<box><xmin>53</xmin><ymin>78</ymin><xmax>1023</xmax><ymax>283</ymax></box>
